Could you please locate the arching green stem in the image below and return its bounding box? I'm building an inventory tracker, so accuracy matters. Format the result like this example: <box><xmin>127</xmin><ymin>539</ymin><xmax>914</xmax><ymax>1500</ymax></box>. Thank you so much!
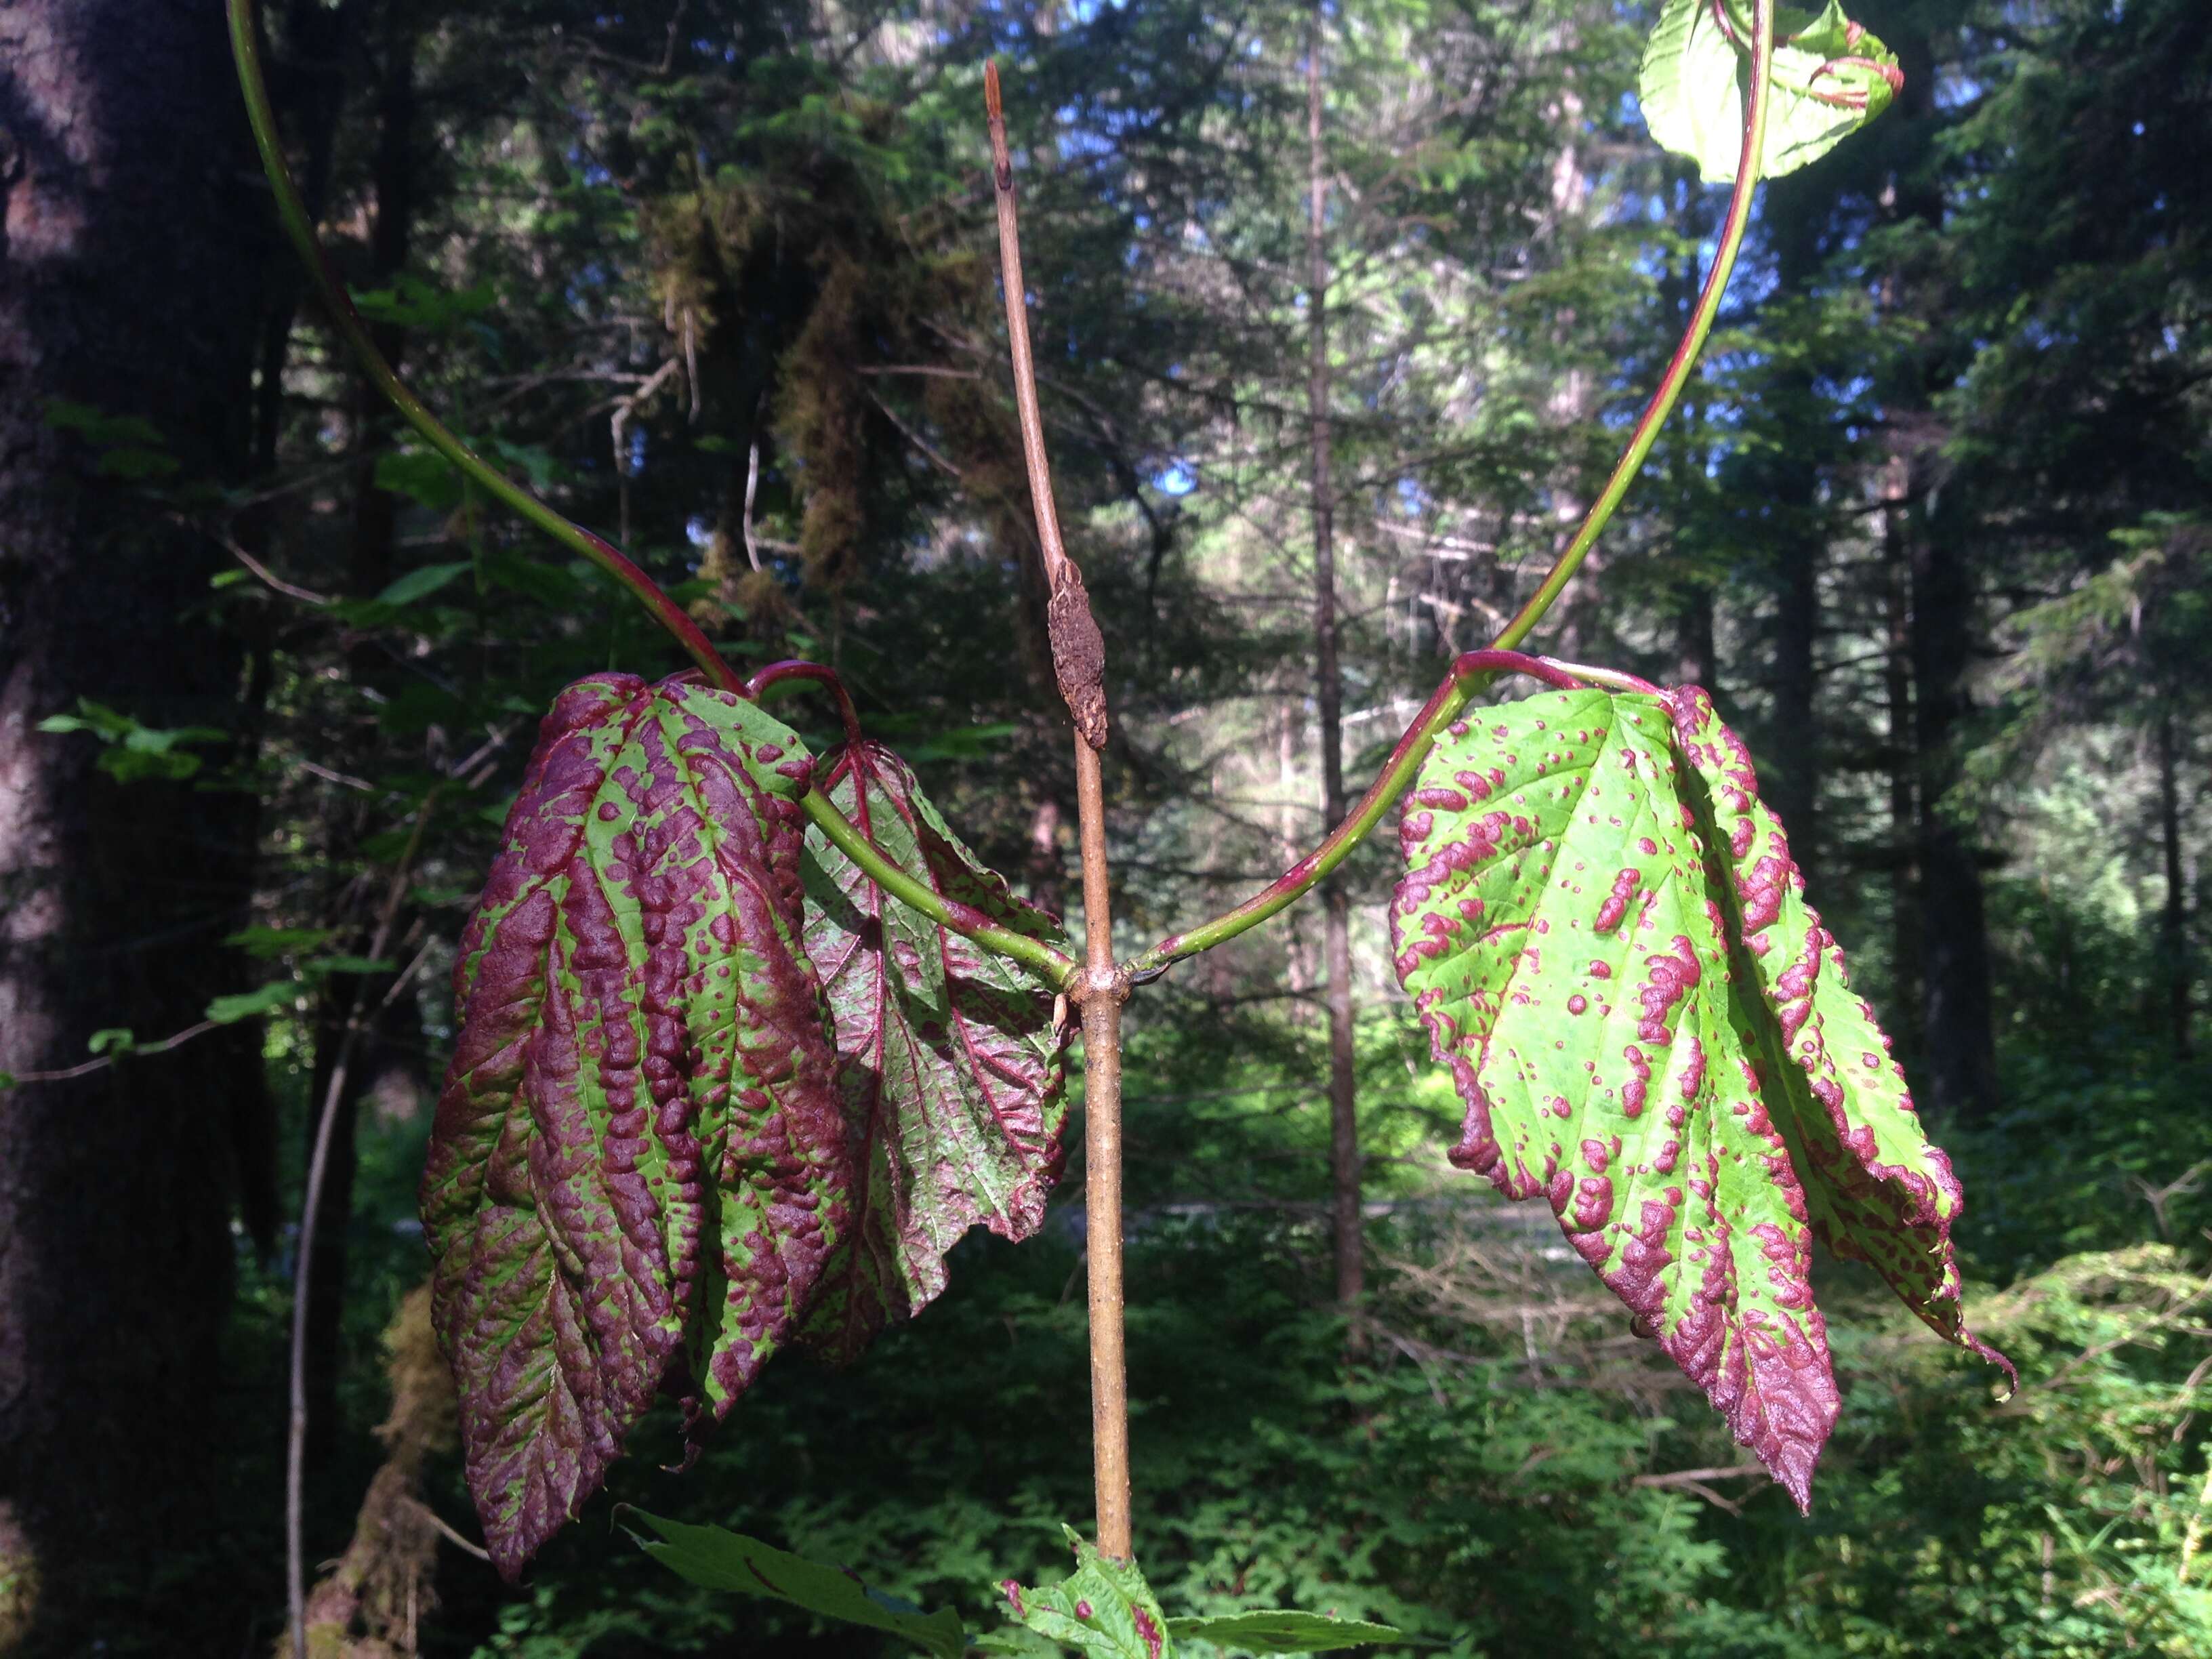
<box><xmin>1490</xmin><ymin>0</ymin><xmax>1774</xmax><ymax>649</ymax></box>
<box><xmin>1124</xmin><ymin>7</ymin><xmax>1775</xmax><ymax>979</ymax></box>
<box><xmin>226</xmin><ymin>0</ymin><xmax>741</xmax><ymax>692</ymax></box>
<box><xmin>1122</xmin><ymin>651</ymin><xmax>1580</xmax><ymax>981</ymax></box>
<box><xmin>230</xmin><ymin>0</ymin><xmax>1076</xmax><ymax>994</ymax></box>
<box><xmin>801</xmin><ymin>793</ymin><xmax>1081</xmax><ymax>989</ymax></box>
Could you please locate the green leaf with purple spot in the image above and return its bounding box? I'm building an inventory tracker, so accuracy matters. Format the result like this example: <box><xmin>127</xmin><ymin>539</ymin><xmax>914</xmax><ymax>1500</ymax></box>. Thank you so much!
<box><xmin>419</xmin><ymin>673</ymin><xmax>844</xmax><ymax>1580</ymax></box>
<box><xmin>1394</xmin><ymin>689</ymin><xmax>1841</xmax><ymax>1504</ymax></box>
<box><xmin>1002</xmin><ymin>1528</ymin><xmax>1172</xmax><ymax>1658</ymax></box>
<box><xmin>1664</xmin><ymin>687</ymin><xmax>2014</xmax><ymax>1385</ymax></box>
<box><xmin>1393</xmin><ymin>684</ymin><xmax>2005</xmax><ymax>1512</ymax></box>
<box><xmin>797</xmin><ymin>740</ymin><xmax>1071</xmax><ymax>1364</ymax></box>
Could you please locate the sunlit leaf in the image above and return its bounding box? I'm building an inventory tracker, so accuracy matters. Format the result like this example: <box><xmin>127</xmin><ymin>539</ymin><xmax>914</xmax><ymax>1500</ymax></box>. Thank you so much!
<box><xmin>1393</xmin><ymin>686</ymin><xmax>2005</xmax><ymax>1508</ymax></box>
<box><xmin>1639</xmin><ymin>0</ymin><xmax>1901</xmax><ymax>183</ymax></box>
<box><xmin>1394</xmin><ymin>689</ymin><xmax>1839</xmax><ymax>1502</ymax></box>
<box><xmin>1664</xmin><ymin>688</ymin><xmax>2013</xmax><ymax>1381</ymax></box>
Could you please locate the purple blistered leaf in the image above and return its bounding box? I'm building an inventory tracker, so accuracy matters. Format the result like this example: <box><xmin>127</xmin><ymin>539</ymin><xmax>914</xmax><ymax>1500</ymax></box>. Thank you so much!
<box><xmin>1393</xmin><ymin>690</ymin><xmax>1840</xmax><ymax>1504</ymax></box>
<box><xmin>796</xmin><ymin>741</ymin><xmax>1071</xmax><ymax>1364</ymax></box>
<box><xmin>419</xmin><ymin>673</ymin><xmax>845</xmax><ymax>1579</ymax></box>
<box><xmin>1665</xmin><ymin>687</ymin><xmax>2013</xmax><ymax>1387</ymax></box>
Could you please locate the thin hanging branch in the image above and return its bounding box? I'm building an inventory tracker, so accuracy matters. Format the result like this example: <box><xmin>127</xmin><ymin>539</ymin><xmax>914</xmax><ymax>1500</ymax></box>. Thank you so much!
<box><xmin>985</xmin><ymin>59</ymin><xmax>1132</xmax><ymax>1559</ymax></box>
<box><xmin>287</xmin><ymin>798</ymin><xmax>435</xmax><ymax>1659</ymax></box>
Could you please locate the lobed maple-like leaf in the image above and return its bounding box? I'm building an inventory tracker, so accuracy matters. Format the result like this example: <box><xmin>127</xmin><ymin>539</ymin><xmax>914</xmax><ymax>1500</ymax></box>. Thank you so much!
<box><xmin>419</xmin><ymin>673</ymin><xmax>844</xmax><ymax>1578</ymax></box>
<box><xmin>1664</xmin><ymin>687</ymin><xmax>2013</xmax><ymax>1381</ymax></box>
<box><xmin>797</xmin><ymin>740</ymin><xmax>1072</xmax><ymax>1364</ymax></box>
<box><xmin>1393</xmin><ymin>689</ymin><xmax>1839</xmax><ymax>1502</ymax></box>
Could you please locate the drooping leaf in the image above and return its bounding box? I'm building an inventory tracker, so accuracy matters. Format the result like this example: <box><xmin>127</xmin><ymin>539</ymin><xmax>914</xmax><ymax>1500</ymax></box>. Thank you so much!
<box><xmin>375</xmin><ymin>560</ymin><xmax>474</xmax><ymax>607</ymax></box>
<box><xmin>224</xmin><ymin>925</ymin><xmax>335</xmax><ymax>959</ymax></box>
<box><xmin>1394</xmin><ymin>690</ymin><xmax>1842</xmax><ymax>1504</ymax></box>
<box><xmin>1164</xmin><ymin>1610</ymin><xmax>1408</xmax><ymax>1652</ymax></box>
<box><xmin>622</xmin><ymin>1509</ymin><xmax>965</xmax><ymax>1659</ymax></box>
<box><xmin>1639</xmin><ymin>0</ymin><xmax>1902</xmax><ymax>184</ymax></box>
<box><xmin>1393</xmin><ymin>684</ymin><xmax>2007</xmax><ymax>1510</ymax></box>
<box><xmin>419</xmin><ymin>672</ymin><xmax>846</xmax><ymax>1579</ymax></box>
<box><xmin>796</xmin><ymin>740</ymin><xmax>1071</xmax><ymax>1363</ymax></box>
<box><xmin>1664</xmin><ymin>688</ymin><xmax>2013</xmax><ymax>1380</ymax></box>
<box><xmin>1002</xmin><ymin>1528</ymin><xmax>1173</xmax><ymax>1659</ymax></box>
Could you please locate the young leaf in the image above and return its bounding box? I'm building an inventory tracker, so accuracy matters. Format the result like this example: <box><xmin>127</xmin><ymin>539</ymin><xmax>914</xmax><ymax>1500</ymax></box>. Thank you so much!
<box><xmin>1393</xmin><ymin>691</ymin><xmax>1841</xmax><ymax>1503</ymax></box>
<box><xmin>1639</xmin><ymin>0</ymin><xmax>1746</xmax><ymax>184</ymax></box>
<box><xmin>419</xmin><ymin>673</ymin><xmax>846</xmax><ymax>1579</ymax></box>
<box><xmin>1164</xmin><ymin>1610</ymin><xmax>1408</xmax><ymax>1652</ymax></box>
<box><xmin>1002</xmin><ymin>1528</ymin><xmax>1173</xmax><ymax>1659</ymax></box>
<box><xmin>796</xmin><ymin>741</ymin><xmax>1071</xmax><ymax>1363</ymax></box>
<box><xmin>622</xmin><ymin>1509</ymin><xmax>965</xmax><ymax>1659</ymax></box>
<box><xmin>1664</xmin><ymin>688</ymin><xmax>2013</xmax><ymax>1380</ymax></box>
<box><xmin>205</xmin><ymin>981</ymin><xmax>298</xmax><ymax>1024</ymax></box>
<box><xmin>1639</xmin><ymin>0</ymin><xmax>1902</xmax><ymax>184</ymax></box>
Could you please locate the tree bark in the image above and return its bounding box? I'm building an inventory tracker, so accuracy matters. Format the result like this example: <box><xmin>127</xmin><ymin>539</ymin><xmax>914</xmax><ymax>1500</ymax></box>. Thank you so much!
<box><xmin>1306</xmin><ymin>4</ymin><xmax>1363</xmax><ymax>1332</ymax></box>
<box><xmin>1771</xmin><ymin>539</ymin><xmax>1820</xmax><ymax>877</ymax></box>
<box><xmin>304</xmin><ymin>3</ymin><xmax>422</xmax><ymax>1469</ymax></box>
<box><xmin>2158</xmin><ymin>709</ymin><xmax>2191</xmax><ymax>1060</ymax></box>
<box><xmin>1910</xmin><ymin>491</ymin><xmax>1999</xmax><ymax>1123</ymax></box>
<box><xmin>0</xmin><ymin>0</ymin><xmax>271</xmax><ymax>1638</ymax></box>
<box><xmin>1883</xmin><ymin>481</ymin><xmax>1922</xmax><ymax>1041</ymax></box>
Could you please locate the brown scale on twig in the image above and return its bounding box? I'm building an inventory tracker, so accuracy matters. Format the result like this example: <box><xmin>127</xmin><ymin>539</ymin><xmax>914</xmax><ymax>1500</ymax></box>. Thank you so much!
<box><xmin>983</xmin><ymin>61</ymin><xmax>1111</xmax><ymax>750</ymax></box>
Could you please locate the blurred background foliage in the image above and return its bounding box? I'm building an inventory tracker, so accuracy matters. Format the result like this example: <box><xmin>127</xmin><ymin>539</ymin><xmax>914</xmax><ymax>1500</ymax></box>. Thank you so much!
<box><xmin>3</xmin><ymin>0</ymin><xmax>2211</xmax><ymax>1652</ymax></box>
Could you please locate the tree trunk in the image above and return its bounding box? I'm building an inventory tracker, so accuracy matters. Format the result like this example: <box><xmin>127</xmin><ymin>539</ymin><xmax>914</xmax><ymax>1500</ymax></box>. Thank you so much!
<box><xmin>304</xmin><ymin>5</ymin><xmax>422</xmax><ymax>1469</ymax></box>
<box><xmin>1881</xmin><ymin>466</ymin><xmax>1921</xmax><ymax>1040</ymax></box>
<box><xmin>2158</xmin><ymin>709</ymin><xmax>2191</xmax><ymax>1060</ymax></box>
<box><xmin>1771</xmin><ymin>541</ymin><xmax>1820</xmax><ymax>878</ymax></box>
<box><xmin>1881</xmin><ymin>5</ymin><xmax>1999</xmax><ymax>1125</ymax></box>
<box><xmin>1910</xmin><ymin>493</ymin><xmax>2000</xmax><ymax>1123</ymax></box>
<box><xmin>1306</xmin><ymin>5</ymin><xmax>1363</xmax><ymax>1333</ymax></box>
<box><xmin>0</xmin><ymin>0</ymin><xmax>270</xmax><ymax>1640</ymax></box>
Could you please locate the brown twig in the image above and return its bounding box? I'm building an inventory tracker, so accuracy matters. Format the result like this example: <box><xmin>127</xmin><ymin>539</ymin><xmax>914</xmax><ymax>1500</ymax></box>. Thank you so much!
<box><xmin>985</xmin><ymin>62</ymin><xmax>1109</xmax><ymax>753</ymax></box>
<box><xmin>287</xmin><ymin>795</ymin><xmax>436</xmax><ymax>1659</ymax></box>
<box><xmin>1</xmin><ymin>1018</ymin><xmax>225</xmax><ymax>1085</ymax></box>
<box><xmin>984</xmin><ymin>60</ymin><xmax>1132</xmax><ymax>1559</ymax></box>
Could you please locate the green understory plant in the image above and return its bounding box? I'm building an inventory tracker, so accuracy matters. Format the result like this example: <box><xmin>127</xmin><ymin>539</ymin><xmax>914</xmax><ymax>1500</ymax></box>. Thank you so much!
<box><xmin>228</xmin><ymin>0</ymin><xmax>2011</xmax><ymax>1651</ymax></box>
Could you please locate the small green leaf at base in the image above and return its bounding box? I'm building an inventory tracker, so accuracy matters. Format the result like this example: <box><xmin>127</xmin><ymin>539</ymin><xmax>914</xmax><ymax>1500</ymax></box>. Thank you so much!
<box><xmin>1004</xmin><ymin>1529</ymin><xmax>1173</xmax><ymax>1658</ymax></box>
<box><xmin>621</xmin><ymin>1509</ymin><xmax>964</xmax><ymax>1659</ymax></box>
<box><xmin>1166</xmin><ymin>1610</ymin><xmax>1408</xmax><ymax>1652</ymax></box>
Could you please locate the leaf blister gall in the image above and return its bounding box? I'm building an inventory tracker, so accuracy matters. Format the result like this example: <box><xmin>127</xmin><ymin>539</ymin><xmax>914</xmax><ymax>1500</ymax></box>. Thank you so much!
<box><xmin>1397</xmin><ymin>689</ymin><xmax>1847</xmax><ymax>1505</ymax></box>
<box><xmin>421</xmin><ymin>677</ymin><xmax>1070</xmax><ymax>1578</ymax></box>
<box><xmin>797</xmin><ymin>740</ymin><xmax>1072</xmax><ymax>1363</ymax></box>
<box><xmin>1664</xmin><ymin>687</ymin><xmax>2014</xmax><ymax>1389</ymax></box>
